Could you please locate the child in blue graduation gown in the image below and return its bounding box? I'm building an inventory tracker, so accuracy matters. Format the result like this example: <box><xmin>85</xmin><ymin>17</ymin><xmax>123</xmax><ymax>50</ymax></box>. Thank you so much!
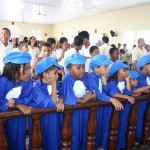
<box><xmin>87</xmin><ymin>54</ymin><xmax>123</xmax><ymax>150</ymax></box>
<box><xmin>0</xmin><ymin>52</ymin><xmax>32</xmax><ymax>150</ymax></box>
<box><xmin>62</xmin><ymin>54</ymin><xmax>96</xmax><ymax>150</ymax></box>
<box><xmin>133</xmin><ymin>55</ymin><xmax>150</xmax><ymax>145</ymax></box>
<box><xmin>108</xmin><ymin>61</ymin><xmax>135</xmax><ymax>150</ymax></box>
<box><xmin>31</xmin><ymin>57</ymin><xmax>64</xmax><ymax>150</ymax></box>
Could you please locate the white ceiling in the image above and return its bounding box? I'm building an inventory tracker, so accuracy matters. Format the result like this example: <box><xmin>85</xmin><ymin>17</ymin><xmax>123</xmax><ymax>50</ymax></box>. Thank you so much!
<box><xmin>0</xmin><ymin>0</ymin><xmax>150</xmax><ymax>24</ymax></box>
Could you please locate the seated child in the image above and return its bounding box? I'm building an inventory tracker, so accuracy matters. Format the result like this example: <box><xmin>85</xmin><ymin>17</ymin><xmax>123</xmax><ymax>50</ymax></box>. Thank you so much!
<box><xmin>62</xmin><ymin>53</ymin><xmax>95</xmax><ymax>150</ymax></box>
<box><xmin>133</xmin><ymin>54</ymin><xmax>150</xmax><ymax>145</ymax></box>
<box><xmin>87</xmin><ymin>54</ymin><xmax>123</xmax><ymax>149</ymax></box>
<box><xmin>0</xmin><ymin>52</ymin><xmax>32</xmax><ymax>150</ymax></box>
<box><xmin>18</xmin><ymin>41</ymin><xmax>29</xmax><ymax>52</ymax></box>
<box><xmin>85</xmin><ymin>45</ymin><xmax>99</xmax><ymax>73</ymax></box>
<box><xmin>31</xmin><ymin>57</ymin><xmax>64</xmax><ymax>150</ymax></box>
<box><xmin>32</xmin><ymin>42</ymin><xmax>51</xmax><ymax>80</ymax></box>
<box><xmin>108</xmin><ymin>61</ymin><xmax>135</xmax><ymax>149</ymax></box>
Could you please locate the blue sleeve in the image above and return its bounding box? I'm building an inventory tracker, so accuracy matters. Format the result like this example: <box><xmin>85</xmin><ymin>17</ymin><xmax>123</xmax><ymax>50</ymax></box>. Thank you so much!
<box><xmin>32</xmin><ymin>86</ymin><xmax>56</xmax><ymax>108</ymax></box>
<box><xmin>137</xmin><ymin>75</ymin><xmax>147</xmax><ymax>88</ymax></box>
<box><xmin>123</xmin><ymin>88</ymin><xmax>132</xmax><ymax>96</ymax></box>
<box><xmin>108</xmin><ymin>81</ymin><xmax>120</xmax><ymax>97</ymax></box>
<box><xmin>14</xmin><ymin>79</ymin><xmax>33</xmax><ymax>105</ymax></box>
<box><xmin>87</xmin><ymin>74</ymin><xmax>110</xmax><ymax>102</ymax></box>
<box><xmin>0</xmin><ymin>78</ymin><xmax>9</xmax><ymax>111</ymax></box>
<box><xmin>57</xmin><ymin>82</ymin><xmax>63</xmax><ymax>98</ymax></box>
<box><xmin>62</xmin><ymin>75</ymin><xmax>77</xmax><ymax>105</ymax></box>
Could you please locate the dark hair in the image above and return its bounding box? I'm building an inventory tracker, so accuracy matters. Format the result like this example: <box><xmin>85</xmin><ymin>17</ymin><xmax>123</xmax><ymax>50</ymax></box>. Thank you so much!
<box><xmin>78</xmin><ymin>31</ymin><xmax>89</xmax><ymax>41</ymax></box>
<box><xmin>108</xmin><ymin>71</ymin><xmax>118</xmax><ymax>82</ymax></box>
<box><xmin>118</xmin><ymin>43</ymin><xmax>121</xmax><ymax>46</ymax></box>
<box><xmin>2</xmin><ymin>28</ymin><xmax>11</xmax><ymax>36</ymax></box>
<box><xmin>39</xmin><ymin>42</ymin><xmax>51</xmax><ymax>50</ymax></box>
<box><xmin>28</xmin><ymin>36</ymin><xmax>37</xmax><ymax>46</ymax></box>
<box><xmin>2</xmin><ymin>62</ymin><xmax>25</xmax><ymax>83</ymax></box>
<box><xmin>111</xmin><ymin>44</ymin><xmax>116</xmax><ymax>48</ymax></box>
<box><xmin>109</xmin><ymin>48</ymin><xmax>118</xmax><ymax>55</ymax></box>
<box><xmin>120</xmin><ymin>49</ymin><xmax>125</xmax><ymax>54</ymax></box>
<box><xmin>18</xmin><ymin>41</ymin><xmax>28</xmax><ymax>50</ymax></box>
<box><xmin>73</xmin><ymin>36</ymin><xmax>83</xmax><ymax>46</ymax></box>
<box><xmin>59</xmin><ymin>37</ymin><xmax>68</xmax><ymax>44</ymax></box>
<box><xmin>47</xmin><ymin>38</ymin><xmax>56</xmax><ymax>46</ymax></box>
<box><xmin>89</xmin><ymin>46</ymin><xmax>99</xmax><ymax>53</ymax></box>
<box><xmin>102</xmin><ymin>36</ymin><xmax>109</xmax><ymax>43</ymax></box>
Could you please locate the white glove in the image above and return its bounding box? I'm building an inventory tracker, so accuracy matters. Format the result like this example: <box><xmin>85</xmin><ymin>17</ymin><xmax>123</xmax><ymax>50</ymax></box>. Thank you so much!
<box><xmin>5</xmin><ymin>86</ymin><xmax>22</xmax><ymax>101</ymax></box>
<box><xmin>73</xmin><ymin>80</ymin><xmax>86</xmax><ymax>98</ymax></box>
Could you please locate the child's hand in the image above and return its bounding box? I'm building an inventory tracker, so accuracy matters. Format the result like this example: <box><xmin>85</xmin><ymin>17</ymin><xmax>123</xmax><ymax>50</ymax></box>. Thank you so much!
<box><xmin>16</xmin><ymin>104</ymin><xmax>32</xmax><ymax>115</ymax></box>
<box><xmin>110</xmin><ymin>98</ymin><xmax>123</xmax><ymax>111</ymax></box>
<box><xmin>6</xmin><ymin>99</ymin><xmax>15</xmax><ymax>108</ymax></box>
<box><xmin>124</xmin><ymin>74</ymin><xmax>130</xmax><ymax>81</ymax></box>
<box><xmin>43</xmin><ymin>73</ymin><xmax>56</xmax><ymax>86</ymax></box>
<box><xmin>132</xmin><ymin>93</ymin><xmax>141</xmax><ymax>97</ymax></box>
<box><xmin>56</xmin><ymin>101</ymin><xmax>64</xmax><ymax>112</ymax></box>
<box><xmin>91</xmin><ymin>90</ymin><xmax>96</xmax><ymax>101</ymax></box>
<box><xmin>126</xmin><ymin>96</ymin><xmax>135</xmax><ymax>104</ymax></box>
<box><xmin>84</xmin><ymin>91</ymin><xmax>92</xmax><ymax>103</ymax></box>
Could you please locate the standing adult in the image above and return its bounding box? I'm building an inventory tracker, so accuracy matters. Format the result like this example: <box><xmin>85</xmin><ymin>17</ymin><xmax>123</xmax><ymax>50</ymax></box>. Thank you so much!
<box><xmin>132</xmin><ymin>38</ymin><xmax>147</xmax><ymax>70</ymax></box>
<box><xmin>28</xmin><ymin>36</ymin><xmax>39</xmax><ymax>66</ymax></box>
<box><xmin>0</xmin><ymin>28</ymin><xmax>13</xmax><ymax>74</ymax></box>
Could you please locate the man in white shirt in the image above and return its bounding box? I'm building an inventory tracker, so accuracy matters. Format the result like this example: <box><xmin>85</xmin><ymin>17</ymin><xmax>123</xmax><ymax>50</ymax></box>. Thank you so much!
<box><xmin>78</xmin><ymin>31</ymin><xmax>91</xmax><ymax>58</ymax></box>
<box><xmin>132</xmin><ymin>38</ymin><xmax>147</xmax><ymax>70</ymax></box>
<box><xmin>0</xmin><ymin>28</ymin><xmax>13</xmax><ymax>74</ymax></box>
<box><xmin>99</xmin><ymin>36</ymin><xmax>111</xmax><ymax>58</ymax></box>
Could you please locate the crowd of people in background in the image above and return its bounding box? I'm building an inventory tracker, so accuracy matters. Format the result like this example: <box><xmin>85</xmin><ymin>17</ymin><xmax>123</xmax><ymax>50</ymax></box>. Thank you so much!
<box><xmin>0</xmin><ymin>28</ymin><xmax>150</xmax><ymax>150</ymax></box>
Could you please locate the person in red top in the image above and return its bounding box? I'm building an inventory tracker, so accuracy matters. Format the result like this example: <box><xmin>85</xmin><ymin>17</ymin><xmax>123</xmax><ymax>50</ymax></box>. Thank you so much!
<box><xmin>32</xmin><ymin>42</ymin><xmax>51</xmax><ymax>80</ymax></box>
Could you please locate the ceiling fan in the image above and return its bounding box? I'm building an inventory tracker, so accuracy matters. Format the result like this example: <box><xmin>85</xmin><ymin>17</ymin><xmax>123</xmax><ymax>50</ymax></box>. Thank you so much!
<box><xmin>37</xmin><ymin>4</ymin><xmax>47</xmax><ymax>16</ymax></box>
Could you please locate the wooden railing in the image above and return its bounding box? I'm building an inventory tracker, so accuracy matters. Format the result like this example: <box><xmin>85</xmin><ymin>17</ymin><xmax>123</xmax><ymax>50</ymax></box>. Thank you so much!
<box><xmin>0</xmin><ymin>94</ymin><xmax>150</xmax><ymax>150</ymax></box>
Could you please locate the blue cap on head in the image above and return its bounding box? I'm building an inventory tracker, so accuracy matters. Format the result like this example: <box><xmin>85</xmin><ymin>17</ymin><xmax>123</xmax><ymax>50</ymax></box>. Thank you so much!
<box><xmin>3</xmin><ymin>52</ymin><xmax>31</xmax><ymax>64</ymax></box>
<box><xmin>109</xmin><ymin>61</ymin><xmax>129</xmax><ymax>77</ymax></box>
<box><xmin>137</xmin><ymin>54</ymin><xmax>150</xmax><ymax>69</ymax></box>
<box><xmin>90</xmin><ymin>54</ymin><xmax>112</xmax><ymax>70</ymax></box>
<box><xmin>64</xmin><ymin>53</ymin><xmax>86</xmax><ymax>68</ymax></box>
<box><xmin>35</xmin><ymin>57</ymin><xmax>62</xmax><ymax>75</ymax></box>
<box><xmin>129</xmin><ymin>70</ymin><xmax>139</xmax><ymax>80</ymax></box>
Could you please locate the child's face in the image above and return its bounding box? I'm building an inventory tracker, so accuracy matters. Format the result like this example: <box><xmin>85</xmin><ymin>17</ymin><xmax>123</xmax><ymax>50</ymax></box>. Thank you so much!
<box><xmin>118</xmin><ymin>68</ymin><xmax>129</xmax><ymax>79</ymax></box>
<box><xmin>21</xmin><ymin>44</ymin><xmax>29</xmax><ymax>52</ymax></box>
<box><xmin>61</xmin><ymin>41</ymin><xmax>68</xmax><ymax>50</ymax></box>
<box><xmin>40</xmin><ymin>46</ymin><xmax>51</xmax><ymax>58</ymax></box>
<box><xmin>145</xmin><ymin>63</ymin><xmax>150</xmax><ymax>76</ymax></box>
<box><xmin>90</xmin><ymin>48</ymin><xmax>99</xmax><ymax>57</ymax></box>
<box><xmin>0</xmin><ymin>29</ymin><xmax>10</xmax><ymax>42</ymax></box>
<box><xmin>17</xmin><ymin>63</ymin><xmax>31</xmax><ymax>82</ymax></box>
<box><xmin>94</xmin><ymin>65</ymin><xmax>109</xmax><ymax>76</ymax></box>
<box><xmin>130</xmin><ymin>79</ymin><xmax>138</xmax><ymax>87</ymax></box>
<box><xmin>111</xmin><ymin>50</ymin><xmax>119</xmax><ymax>60</ymax></box>
<box><xmin>69</xmin><ymin>64</ymin><xmax>85</xmax><ymax>79</ymax></box>
<box><xmin>44</xmin><ymin>66</ymin><xmax>59</xmax><ymax>81</ymax></box>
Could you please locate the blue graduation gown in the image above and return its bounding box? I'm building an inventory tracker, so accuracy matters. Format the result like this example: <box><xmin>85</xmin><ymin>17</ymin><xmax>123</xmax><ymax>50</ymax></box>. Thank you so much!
<box><xmin>30</xmin><ymin>79</ymin><xmax>62</xmax><ymax>150</ymax></box>
<box><xmin>135</xmin><ymin>71</ymin><xmax>148</xmax><ymax>138</ymax></box>
<box><xmin>87</xmin><ymin>72</ymin><xmax>111</xmax><ymax>150</ymax></box>
<box><xmin>0</xmin><ymin>76</ymin><xmax>33</xmax><ymax>150</ymax></box>
<box><xmin>108</xmin><ymin>80</ymin><xmax>132</xmax><ymax>149</ymax></box>
<box><xmin>62</xmin><ymin>72</ymin><xmax>89</xmax><ymax>150</ymax></box>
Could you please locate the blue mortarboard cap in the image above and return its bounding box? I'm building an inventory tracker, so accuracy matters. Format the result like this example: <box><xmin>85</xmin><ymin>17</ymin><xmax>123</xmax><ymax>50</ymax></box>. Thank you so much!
<box><xmin>109</xmin><ymin>61</ymin><xmax>129</xmax><ymax>77</ymax></box>
<box><xmin>137</xmin><ymin>54</ymin><xmax>150</xmax><ymax>69</ymax></box>
<box><xmin>3</xmin><ymin>52</ymin><xmax>31</xmax><ymax>64</ymax></box>
<box><xmin>90</xmin><ymin>54</ymin><xmax>112</xmax><ymax>70</ymax></box>
<box><xmin>129</xmin><ymin>70</ymin><xmax>139</xmax><ymax>79</ymax></box>
<box><xmin>35</xmin><ymin>57</ymin><xmax>62</xmax><ymax>75</ymax></box>
<box><xmin>64</xmin><ymin>53</ymin><xmax>86</xmax><ymax>68</ymax></box>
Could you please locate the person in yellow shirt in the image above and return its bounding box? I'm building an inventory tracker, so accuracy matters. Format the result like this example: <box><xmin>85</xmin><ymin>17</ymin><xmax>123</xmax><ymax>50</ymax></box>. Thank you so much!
<box><xmin>132</xmin><ymin>38</ymin><xmax>147</xmax><ymax>70</ymax></box>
